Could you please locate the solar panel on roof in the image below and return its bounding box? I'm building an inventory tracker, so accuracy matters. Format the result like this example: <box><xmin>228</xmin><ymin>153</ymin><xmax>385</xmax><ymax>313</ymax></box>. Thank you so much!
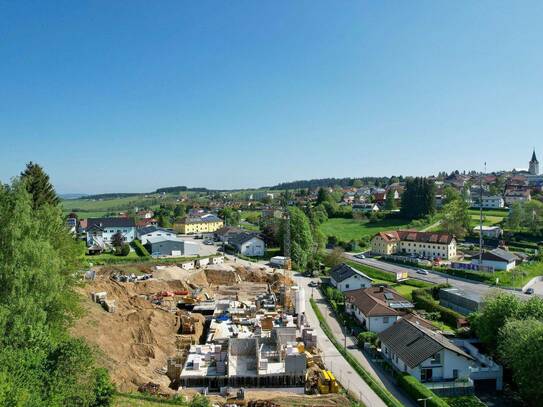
<box><xmin>384</xmin><ymin>292</ymin><xmax>394</xmax><ymax>300</ymax></box>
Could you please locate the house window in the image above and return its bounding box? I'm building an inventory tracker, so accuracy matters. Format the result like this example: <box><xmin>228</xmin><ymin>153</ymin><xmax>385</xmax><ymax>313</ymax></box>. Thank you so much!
<box><xmin>430</xmin><ymin>353</ymin><xmax>441</xmax><ymax>365</ymax></box>
<box><xmin>383</xmin><ymin>316</ymin><xmax>389</xmax><ymax>323</ymax></box>
<box><xmin>421</xmin><ymin>368</ymin><xmax>433</xmax><ymax>382</ymax></box>
<box><xmin>453</xmin><ymin>369</ymin><xmax>459</xmax><ymax>379</ymax></box>
<box><xmin>345</xmin><ymin>284</ymin><xmax>350</xmax><ymax>289</ymax></box>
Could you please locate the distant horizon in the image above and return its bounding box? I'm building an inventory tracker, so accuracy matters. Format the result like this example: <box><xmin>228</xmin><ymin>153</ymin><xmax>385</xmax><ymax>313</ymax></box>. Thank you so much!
<box><xmin>2</xmin><ymin>2</ymin><xmax>542</xmax><ymax>194</ymax></box>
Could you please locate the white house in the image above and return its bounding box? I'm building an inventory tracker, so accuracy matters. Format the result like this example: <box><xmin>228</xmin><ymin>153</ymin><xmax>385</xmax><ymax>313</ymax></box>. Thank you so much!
<box><xmin>85</xmin><ymin>217</ymin><xmax>136</xmax><ymax>250</ymax></box>
<box><xmin>229</xmin><ymin>232</ymin><xmax>266</xmax><ymax>257</ymax></box>
<box><xmin>470</xmin><ymin>248</ymin><xmax>518</xmax><ymax>271</ymax></box>
<box><xmin>379</xmin><ymin>318</ymin><xmax>474</xmax><ymax>384</ymax></box>
<box><xmin>345</xmin><ymin>286</ymin><xmax>413</xmax><ymax>333</ymax></box>
<box><xmin>352</xmin><ymin>203</ymin><xmax>379</xmax><ymax>213</ymax></box>
<box><xmin>472</xmin><ymin>195</ymin><xmax>505</xmax><ymax>209</ymax></box>
<box><xmin>329</xmin><ymin>263</ymin><xmax>373</xmax><ymax>292</ymax></box>
<box><xmin>137</xmin><ymin>226</ymin><xmax>177</xmax><ymax>244</ymax></box>
<box><xmin>472</xmin><ymin>225</ymin><xmax>502</xmax><ymax>239</ymax></box>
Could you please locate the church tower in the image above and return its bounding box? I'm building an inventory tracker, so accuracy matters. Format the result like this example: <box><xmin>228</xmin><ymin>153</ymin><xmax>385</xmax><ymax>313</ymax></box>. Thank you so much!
<box><xmin>529</xmin><ymin>149</ymin><xmax>539</xmax><ymax>175</ymax></box>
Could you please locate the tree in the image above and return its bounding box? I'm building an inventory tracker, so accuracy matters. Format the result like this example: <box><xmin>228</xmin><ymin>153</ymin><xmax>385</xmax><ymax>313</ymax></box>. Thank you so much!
<box><xmin>400</xmin><ymin>177</ymin><xmax>435</xmax><ymax>219</ymax></box>
<box><xmin>506</xmin><ymin>201</ymin><xmax>524</xmax><ymax>231</ymax></box>
<box><xmin>384</xmin><ymin>189</ymin><xmax>396</xmax><ymax>210</ymax></box>
<box><xmin>470</xmin><ymin>293</ymin><xmax>523</xmax><ymax>352</ymax></box>
<box><xmin>324</xmin><ymin>247</ymin><xmax>345</xmax><ymax>267</ymax></box>
<box><xmin>20</xmin><ymin>161</ymin><xmax>60</xmax><ymax>209</ymax></box>
<box><xmin>219</xmin><ymin>207</ymin><xmax>241</xmax><ymax>227</ymax></box>
<box><xmin>440</xmin><ymin>199</ymin><xmax>471</xmax><ymax>238</ymax></box>
<box><xmin>442</xmin><ymin>186</ymin><xmax>461</xmax><ymax>205</ymax></box>
<box><xmin>281</xmin><ymin>206</ymin><xmax>314</xmax><ymax>271</ymax></box>
<box><xmin>0</xmin><ymin>176</ymin><xmax>113</xmax><ymax>406</ymax></box>
<box><xmin>498</xmin><ymin>319</ymin><xmax>543</xmax><ymax>404</ymax></box>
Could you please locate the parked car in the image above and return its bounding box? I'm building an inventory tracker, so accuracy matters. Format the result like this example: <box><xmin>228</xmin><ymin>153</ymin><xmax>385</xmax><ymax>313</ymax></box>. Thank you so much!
<box><xmin>416</xmin><ymin>269</ymin><xmax>429</xmax><ymax>275</ymax></box>
<box><xmin>525</xmin><ymin>288</ymin><xmax>534</xmax><ymax>295</ymax></box>
<box><xmin>308</xmin><ymin>281</ymin><xmax>319</xmax><ymax>288</ymax></box>
<box><xmin>203</xmin><ymin>240</ymin><xmax>214</xmax><ymax>245</ymax></box>
<box><xmin>354</xmin><ymin>253</ymin><xmax>366</xmax><ymax>259</ymax></box>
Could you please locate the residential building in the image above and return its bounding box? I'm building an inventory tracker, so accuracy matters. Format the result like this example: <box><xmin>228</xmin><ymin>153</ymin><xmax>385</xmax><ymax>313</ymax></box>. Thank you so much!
<box><xmin>136</xmin><ymin>217</ymin><xmax>158</xmax><ymax>228</ymax></box>
<box><xmin>228</xmin><ymin>232</ymin><xmax>266</xmax><ymax>257</ymax></box>
<box><xmin>472</xmin><ymin>225</ymin><xmax>502</xmax><ymax>239</ymax></box>
<box><xmin>470</xmin><ymin>248</ymin><xmax>518</xmax><ymax>271</ymax></box>
<box><xmin>379</xmin><ymin>318</ymin><xmax>474</xmax><ymax>384</ymax></box>
<box><xmin>215</xmin><ymin>226</ymin><xmax>244</xmax><ymax>242</ymax></box>
<box><xmin>145</xmin><ymin>236</ymin><xmax>199</xmax><ymax>257</ymax></box>
<box><xmin>137</xmin><ymin>226</ymin><xmax>177</xmax><ymax>245</ymax></box>
<box><xmin>329</xmin><ymin>263</ymin><xmax>373</xmax><ymax>292</ymax></box>
<box><xmin>371</xmin><ymin>231</ymin><xmax>457</xmax><ymax>260</ymax></box>
<box><xmin>345</xmin><ymin>286</ymin><xmax>413</xmax><ymax>333</ymax></box>
<box><xmin>504</xmin><ymin>188</ymin><xmax>531</xmax><ymax>206</ymax></box>
<box><xmin>85</xmin><ymin>217</ymin><xmax>136</xmax><ymax>249</ymax></box>
<box><xmin>529</xmin><ymin>149</ymin><xmax>539</xmax><ymax>175</ymax></box>
<box><xmin>173</xmin><ymin>214</ymin><xmax>224</xmax><ymax>234</ymax></box>
<box><xmin>471</xmin><ymin>193</ymin><xmax>504</xmax><ymax>209</ymax></box>
<box><xmin>352</xmin><ymin>203</ymin><xmax>379</xmax><ymax>213</ymax></box>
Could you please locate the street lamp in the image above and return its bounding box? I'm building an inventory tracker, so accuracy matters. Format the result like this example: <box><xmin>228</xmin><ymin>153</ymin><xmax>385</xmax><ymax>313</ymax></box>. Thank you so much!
<box><xmin>418</xmin><ymin>397</ymin><xmax>432</xmax><ymax>407</ymax></box>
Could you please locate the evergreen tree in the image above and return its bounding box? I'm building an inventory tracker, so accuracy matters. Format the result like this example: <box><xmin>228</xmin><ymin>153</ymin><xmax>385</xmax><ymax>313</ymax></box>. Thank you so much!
<box><xmin>384</xmin><ymin>189</ymin><xmax>396</xmax><ymax>210</ymax></box>
<box><xmin>20</xmin><ymin>161</ymin><xmax>60</xmax><ymax>209</ymax></box>
<box><xmin>400</xmin><ymin>177</ymin><xmax>435</xmax><ymax>219</ymax></box>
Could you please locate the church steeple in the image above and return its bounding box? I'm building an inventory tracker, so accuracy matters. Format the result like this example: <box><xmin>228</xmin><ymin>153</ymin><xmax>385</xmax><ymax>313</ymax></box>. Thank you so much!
<box><xmin>529</xmin><ymin>149</ymin><xmax>539</xmax><ymax>175</ymax></box>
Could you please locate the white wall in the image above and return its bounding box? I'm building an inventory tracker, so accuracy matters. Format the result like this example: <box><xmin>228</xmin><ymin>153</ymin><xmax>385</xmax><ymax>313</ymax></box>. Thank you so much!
<box><xmin>139</xmin><ymin>230</ymin><xmax>175</xmax><ymax>244</ymax></box>
<box><xmin>333</xmin><ymin>274</ymin><xmax>372</xmax><ymax>292</ymax></box>
<box><xmin>240</xmin><ymin>237</ymin><xmax>265</xmax><ymax>257</ymax></box>
<box><xmin>87</xmin><ymin>226</ymin><xmax>136</xmax><ymax>245</ymax></box>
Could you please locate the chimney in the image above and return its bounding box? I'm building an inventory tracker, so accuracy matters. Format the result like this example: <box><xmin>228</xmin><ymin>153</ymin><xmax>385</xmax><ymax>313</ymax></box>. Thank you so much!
<box><xmin>379</xmin><ymin>285</ymin><xmax>384</xmax><ymax>292</ymax></box>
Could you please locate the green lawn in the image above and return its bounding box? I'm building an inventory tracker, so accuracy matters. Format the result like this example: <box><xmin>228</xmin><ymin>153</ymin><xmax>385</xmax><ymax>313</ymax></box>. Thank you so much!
<box><xmin>319</xmin><ymin>217</ymin><xmax>414</xmax><ymax>242</ymax></box>
<box><xmin>61</xmin><ymin>194</ymin><xmax>173</xmax><ymax>217</ymax></box>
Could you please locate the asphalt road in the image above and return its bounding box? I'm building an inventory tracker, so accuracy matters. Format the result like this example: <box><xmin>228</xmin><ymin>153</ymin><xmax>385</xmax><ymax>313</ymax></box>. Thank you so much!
<box><xmin>295</xmin><ymin>273</ymin><xmax>388</xmax><ymax>407</ymax></box>
<box><xmin>344</xmin><ymin>253</ymin><xmax>531</xmax><ymax>300</ymax></box>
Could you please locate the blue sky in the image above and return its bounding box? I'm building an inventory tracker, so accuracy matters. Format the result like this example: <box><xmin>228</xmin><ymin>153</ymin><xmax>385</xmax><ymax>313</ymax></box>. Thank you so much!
<box><xmin>1</xmin><ymin>1</ymin><xmax>542</xmax><ymax>193</ymax></box>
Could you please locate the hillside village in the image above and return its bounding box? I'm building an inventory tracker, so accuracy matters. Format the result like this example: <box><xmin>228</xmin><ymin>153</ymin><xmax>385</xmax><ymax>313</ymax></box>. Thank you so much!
<box><xmin>48</xmin><ymin>149</ymin><xmax>543</xmax><ymax>407</ymax></box>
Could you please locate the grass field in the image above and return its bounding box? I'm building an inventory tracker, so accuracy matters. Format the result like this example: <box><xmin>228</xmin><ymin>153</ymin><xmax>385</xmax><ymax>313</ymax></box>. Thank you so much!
<box><xmin>61</xmin><ymin>194</ymin><xmax>169</xmax><ymax>217</ymax></box>
<box><xmin>319</xmin><ymin>217</ymin><xmax>413</xmax><ymax>242</ymax></box>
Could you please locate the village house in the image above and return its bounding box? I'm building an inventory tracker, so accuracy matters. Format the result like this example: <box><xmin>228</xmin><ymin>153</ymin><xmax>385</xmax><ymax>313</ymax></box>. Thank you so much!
<box><xmin>173</xmin><ymin>213</ymin><xmax>224</xmax><ymax>234</ymax></box>
<box><xmin>228</xmin><ymin>232</ymin><xmax>266</xmax><ymax>257</ymax></box>
<box><xmin>329</xmin><ymin>263</ymin><xmax>373</xmax><ymax>292</ymax></box>
<box><xmin>371</xmin><ymin>231</ymin><xmax>457</xmax><ymax>260</ymax></box>
<box><xmin>470</xmin><ymin>248</ymin><xmax>518</xmax><ymax>271</ymax></box>
<box><xmin>352</xmin><ymin>203</ymin><xmax>379</xmax><ymax>213</ymax></box>
<box><xmin>472</xmin><ymin>225</ymin><xmax>502</xmax><ymax>239</ymax></box>
<box><xmin>379</xmin><ymin>318</ymin><xmax>474</xmax><ymax>385</ymax></box>
<box><xmin>345</xmin><ymin>286</ymin><xmax>413</xmax><ymax>333</ymax></box>
<box><xmin>504</xmin><ymin>188</ymin><xmax>531</xmax><ymax>206</ymax></box>
<box><xmin>85</xmin><ymin>217</ymin><xmax>136</xmax><ymax>250</ymax></box>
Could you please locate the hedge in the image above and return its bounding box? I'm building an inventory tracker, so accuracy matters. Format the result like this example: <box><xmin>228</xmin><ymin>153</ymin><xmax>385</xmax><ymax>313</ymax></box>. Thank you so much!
<box><xmin>395</xmin><ymin>373</ymin><xmax>449</xmax><ymax>407</ymax></box>
<box><xmin>310</xmin><ymin>299</ymin><xmax>404</xmax><ymax>407</ymax></box>
<box><xmin>345</xmin><ymin>261</ymin><xmax>397</xmax><ymax>282</ymax></box>
<box><xmin>132</xmin><ymin>239</ymin><xmax>150</xmax><ymax>257</ymax></box>
<box><xmin>411</xmin><ymin>289</ymin><xmax>463</xmax><ymax>326</ymax></box>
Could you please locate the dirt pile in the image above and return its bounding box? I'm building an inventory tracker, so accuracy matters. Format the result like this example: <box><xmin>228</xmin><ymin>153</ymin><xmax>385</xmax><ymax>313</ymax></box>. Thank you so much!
<box><xmin>72</xmin><ymin>273</ymin><xmax>204</xmax><ymax>392</ymax></box>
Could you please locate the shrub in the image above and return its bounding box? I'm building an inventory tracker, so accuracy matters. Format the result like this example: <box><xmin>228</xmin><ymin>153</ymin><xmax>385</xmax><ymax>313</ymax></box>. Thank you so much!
<box><xmin>395</xmin><ymin>373</ymin><xmax>448</xmax><ymax>407</ymax></box>
<box><xmin>357</xmin><ymin>331</ymin><xmax>378</xmax><ymax>346</ymax></box>
<box><xmin>132</xmin><ymin>239</ymin><xmax>150</xmax><ymax>257</ymax></box>
<box><xmin>412</xmin><ymin>289</ymin><xmax>462</xmax><ymax>327</ymax></box>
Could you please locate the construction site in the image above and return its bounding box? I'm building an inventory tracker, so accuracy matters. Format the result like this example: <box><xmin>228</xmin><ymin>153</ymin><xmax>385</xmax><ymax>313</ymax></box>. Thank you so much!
<box><xmin>74</xmin><ymin>256</ymin><xmax>349</xmax><ymax>406</ymax></box>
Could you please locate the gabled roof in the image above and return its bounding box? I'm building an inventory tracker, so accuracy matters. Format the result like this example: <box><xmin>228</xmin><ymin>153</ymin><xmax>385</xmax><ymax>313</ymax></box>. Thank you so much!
<box><xmin>378</xmin><ymin>318</ymin><xmax>473</xmax><ymax>368</ymax></box>
<box><xmin>330</xmin><ymin>263</ymin><xmax>373</xmax><ymax>283</ymax></box>
<box><xmin>179</xmin><ymin>214</ymin><xmax>222</xmax><ymax>224</ymax></box>
<box><xmin>374</xmin><ymin>230</ymin><xmax>455</xmax><ymax>245</ymax></box>
<box><xmin>86</xmin><ymin>217</ymin><xmax>135</xmax><ymax>230</ymax></box>
<box><xmin>345</xmin><ymin>286</ymin><xmax>412</xmax><ymax>317</ymax></box>
<box><xmin>138</xmin><ymin>226</ymin><xmax>175</xmax><ymax>236</ymax></box>
<box><xmin>215</xmin><ymin>226</ymin><xmax>243</xmax><ymax>236</ymax></box>
<box><xmin>228</xmin><ymin>232</ymin><xmax>263</xmax><ymax>247</ymax></box>
<box><xmin>480</xmin><ymin>248</ymin><xmax>518</xmax><ymax>263</ymax></box>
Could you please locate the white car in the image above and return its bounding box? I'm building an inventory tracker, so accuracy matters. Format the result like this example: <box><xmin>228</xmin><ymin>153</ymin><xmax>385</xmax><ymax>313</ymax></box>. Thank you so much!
<box><xmin>354</xmin><ymin>253</ymin><xmax>366</xmax><ymax>259</ymax></box>
<box><xmin>416</xmin><ymin>269</ymin><xmax>429</xmax><ymax>275</ymax></box>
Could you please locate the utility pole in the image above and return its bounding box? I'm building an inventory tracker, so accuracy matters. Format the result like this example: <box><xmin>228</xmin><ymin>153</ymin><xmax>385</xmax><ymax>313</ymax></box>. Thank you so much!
<box><xmin>478</xmin><ymin>163</ymin><xmax>486</xmax><ymax>267</ymax></box>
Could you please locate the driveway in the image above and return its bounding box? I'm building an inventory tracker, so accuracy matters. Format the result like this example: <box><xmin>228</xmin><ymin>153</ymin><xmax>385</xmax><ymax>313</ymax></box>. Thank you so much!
<box><xmin>344</xmin><ymin>254</ymin><xmax>531</xmax><ymax>300</ymax></box>
<box><xmin>296</xmin><ymin>274</ymin><xmax>392</xmax><ymax>407</ymax></box>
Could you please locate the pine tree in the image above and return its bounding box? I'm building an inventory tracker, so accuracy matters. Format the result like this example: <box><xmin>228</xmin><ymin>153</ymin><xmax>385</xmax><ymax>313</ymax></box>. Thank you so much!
<box><xmin>20</xmin><ymin>161</ymin><xmax>60</xmax><ymax>209</ymax></box>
